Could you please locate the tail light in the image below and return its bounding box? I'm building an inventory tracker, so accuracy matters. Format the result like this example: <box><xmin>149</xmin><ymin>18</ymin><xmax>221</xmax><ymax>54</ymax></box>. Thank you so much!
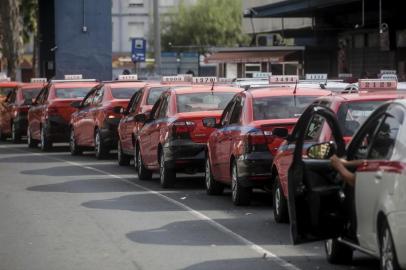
<box><xmin>244</xmin><ymin>130</ymin><xmax>276</xmax><ymax>154</ymax></box>
<box><xmin>170</xmin><ymin>121</ymin><xmax>195</xmax><ymax>139</ymax></box>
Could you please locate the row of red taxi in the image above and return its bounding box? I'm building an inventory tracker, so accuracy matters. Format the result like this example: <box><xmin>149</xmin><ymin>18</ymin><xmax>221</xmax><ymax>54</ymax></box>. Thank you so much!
<box><xmin>0</xmin><ymin>75</ymin><xmax>399</xmax><ymax>212</ymax></box>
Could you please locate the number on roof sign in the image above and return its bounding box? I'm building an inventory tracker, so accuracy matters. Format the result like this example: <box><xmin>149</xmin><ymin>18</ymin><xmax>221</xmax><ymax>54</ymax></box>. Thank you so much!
<box><xmin>118</xmin><ymin>74</ymin><xmax>138</xmax><ymax>81</ymax></box>
<box><xmin>192</xmin><ymin>77</ymin><xmax>218</xmax><ymax>84</ymax></box>
<box><xmin>252</xmin><ymin>72</ymin><xmax>272</xmax><ymax>79</ymax></box>
<box><xmin>269</xmin><ymin>75</ymin><xmax>299</xmax><ymax>83</ymax></box>
<box><xmin>30</xmin><ymin>78</ymin><xmax>47</xmax><ymax>83</ymax></box>
<box><xmin>64</xmin><ymin>74</ymin><xmax>83</xmax><ymax>80</ymax></box>
<box><xmin>380</xmin><ymin>70</ymin><xmax>397</xmax><ymax>75</ymax></box>
<box><xmin>218</xmin><ymin>78</ymin><xmax>233</xmax><ymax>83</ymax></box>
<box><xmin>359</xmin><ymin>79</ymin><xmax>397</xmax><ymax>90</ymax></box>
<box><xmin>305</xmin><ymin>74</ymin><xmax>328</xmax><ymax>80</ymax></box>
<box><xmin>162</xmin><ymin>76</ymin><xmax>184</xmax><ymax>82</ymax></box>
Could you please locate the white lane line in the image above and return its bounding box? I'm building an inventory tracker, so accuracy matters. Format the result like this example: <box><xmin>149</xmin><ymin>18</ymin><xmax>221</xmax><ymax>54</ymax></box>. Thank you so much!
<box><xmin>0</xmin><ymin>146</ymin><xmax>301</xmax><ymax>270</ymax></box>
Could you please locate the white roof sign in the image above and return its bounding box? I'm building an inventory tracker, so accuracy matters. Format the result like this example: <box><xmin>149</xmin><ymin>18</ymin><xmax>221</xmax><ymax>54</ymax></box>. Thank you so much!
<box><xmin>64</xmin><ymin>74</ymin><xmax>83</xmax><ymax>80</ymax></box>
<box><xmin>305</xmin><ymin>74</ymin><xmax>328</xmax><ymax>80</ymax></box>
<box><xmin>30</xmin><ymin>78</ymin><xmax>47</xmax><ymax>83</ymax></box>
<box><xmin>269</xmin><ymin>75</ymin><xmax>299</xmax><ymax>84</ymax></box>
<box><xmin>359</xmin><ymin>79</ymin><xmax>397</xmax><ymax>90</ymax></box>
<box><xmin>118</xmin><ymin>74</ymin><xmax>138</xmax><ymax>81</ymax></box>
<box><xmin>192</xmin><ymin>77</ymin><xmax>218</xmax><ymax>84</ymax></box>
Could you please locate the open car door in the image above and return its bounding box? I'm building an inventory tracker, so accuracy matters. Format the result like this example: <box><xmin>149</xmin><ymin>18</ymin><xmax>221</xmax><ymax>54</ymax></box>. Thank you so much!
<box><xmin>287</xmin><ymin>105</ymin><xmax>347</xmax><ymax>244</ymax></box>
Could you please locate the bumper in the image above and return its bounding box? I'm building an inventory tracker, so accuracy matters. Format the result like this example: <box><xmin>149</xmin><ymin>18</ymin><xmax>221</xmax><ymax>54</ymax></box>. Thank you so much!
<box><xmin>163</xmin><ymin>140</ymin><xmax>206</xmax><ymax>172</ymax></box>
<box><xmin>387</xmin><ymin>211</ymin><xmax>406</xmax><ymax>268</ymax></box>
<box><xmin>44</xmin><ymin>116</ymin><xmax>70</xmax><ymax>142</ymax></box>
<box><xmin>236</xmin><ymin>151</ymin><xmax>273</xmax><ymax>188</ymax></box>
<box><xmin>99</xmin><ymin>118</ymin><xmax>120</xmax><ymax>147</ymax></box>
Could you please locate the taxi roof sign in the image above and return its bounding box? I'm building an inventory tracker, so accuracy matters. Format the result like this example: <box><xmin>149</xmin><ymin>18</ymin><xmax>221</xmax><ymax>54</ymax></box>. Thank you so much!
<box><xmin>269</xmin><ymin>75</ymin><xmax>298</xmax><ymax>84</ymax></box>
<box><xmin>380</xmin><ymin>69</ymin><xmax>396</xmax><ymax>75</ymax></box>
<box><xmin>192</xmin><ymin>77</ymin><xmax>218</xmax><ymax>84</ymax></box>
<box><xmin>338</xmin><ymin>73</ymin><xmax>353</xmax><ymax>78</ymax></box>
<box><xmin>30</xmin><ymin>78</ymin><xmax>47</xmax><ymax>83</ymax></box>
<box><xmin>64</xmin><ymin>74</ymin><xmax>83</xmax><ymax>80</ymax></box>
<box><xmin>118</xmin><ymin>74</ymin><xmax>138</xmax><ymax>81</ymax></box>
<box><xmin>359</xmin><ymin>79</ymin><xmax>397</xmax><ymax>91</ymax></box>
<box><xmin>381</xmin><ymin>74</ymin><xmax>398</xmax><ymax>81</ymax></box>
<box><xmin>305</xmin><ymin>73</ymin><xmax>328</xmax><ymax>80</ymax></box>
<box><xmin>252</xmin><ymin>72</ymin><xmax>272</xmax><ymax>79</ymax></box>
<box><xmin>161</xmin><ymin>76</ymin><xmax>186</xmax><ymax>82</ymax></box>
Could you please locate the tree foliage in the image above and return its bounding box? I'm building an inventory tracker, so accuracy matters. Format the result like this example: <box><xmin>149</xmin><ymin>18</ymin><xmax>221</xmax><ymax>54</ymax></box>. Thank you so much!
<box><xmin>162</xmin><ymin>0</ymin><xmax>248</xmax><ymax>53</ymax></box>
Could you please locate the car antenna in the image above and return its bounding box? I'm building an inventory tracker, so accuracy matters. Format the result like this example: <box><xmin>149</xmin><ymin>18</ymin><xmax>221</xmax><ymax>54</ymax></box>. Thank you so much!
<box><xmin>211</xmin><ymin>81</ymin><xmax>215</xmax><ymax>94</ymax></box>
<box><xmin>293</xmin><ymin>80</ymin><xmax>298</xmax><ymax>107</ymax></box>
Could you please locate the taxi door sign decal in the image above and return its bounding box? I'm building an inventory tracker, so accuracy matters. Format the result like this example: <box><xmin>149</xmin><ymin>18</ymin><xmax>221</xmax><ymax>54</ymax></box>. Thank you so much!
<box><xmin>305</xmin><ymin>74</ymin><xmax>328</xmax><ymax>80</ymax></box>
<box><xmin>192</xmin><ymin>77</ymin><xmax>218</xmax><ymax>84</ymax></box>
<box><xmin>269</xmin><ymin>75</ymin><xmax>299</xmax><ymax>84</ymax></box>
<box><xmin>359</xmin><ymin>79</ymin><xmax>397</xmax><ymax>90</ymax></box>
<box><xmin>118</xmin><ymin>74</ymin><xmax>138</xmax><ymax>81</ymax></box>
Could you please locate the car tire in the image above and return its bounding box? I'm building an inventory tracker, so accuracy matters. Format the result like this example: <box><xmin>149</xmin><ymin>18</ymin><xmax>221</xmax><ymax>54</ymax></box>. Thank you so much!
<box><xmin>273</xmin><ymin>176</ymin><xmax>289</xmax><ymax>223</ymax></box>
<box><xmin>11</xmin><ymin>123</ymin><xmax>21</xmax><ymax>143</ymax></box>
<box><xmin>159</xmin><ymin>150</ymin><xmax>175</xmax><ymax>188</ymax></box>
<box><xmin>117</xmin><ymin>141</ymin><xmax>131</xmax><ymax>166</ymax></box>
<box><xmin>325</xmin><ymin>239</ymin><xmax>353</xmax><ymax>264</ymax></box>
<box><xmin>94</xmin><ymin>129</ymin><xmax>108</xmax><ymax>159</ymax></box>
<box><xmin>69</xmin><ymin>128</ymin><xmax>82</xmax><ymax>156</ymax></box>
<box><xmin>205</xmin><ymin>156</ymin><xmax>224</xmax><ymax>195</ymax></box>
<box><xmin>379</xmin><ymin>219</ymin><xmax>400</xmax><ymax>270</ymax></box>
<box><xmin>231</xmin><ymin>161</ymin><xmax>252</xmax><ymax>206</ymax></box>
<box><xmin>137</xmin><ymin>148</ymin><xmax>152</xmax><ymax>180</ymax></box>
<box><xmin>27</xmin><ymin>128</ymin><xmax>37</xmax><ymax>148</ymax></box>
<box><xmin>40</xmin><ymin>126</ymin><xmax>52</xmax><ymax>151</ymax></box>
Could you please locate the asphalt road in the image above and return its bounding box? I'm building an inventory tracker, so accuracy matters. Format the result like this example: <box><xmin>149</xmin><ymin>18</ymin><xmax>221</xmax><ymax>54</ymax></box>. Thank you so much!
<box><xmin>0</xmin><ymin>142</ymin><xmax>379</xmax><ymax>270</ymax></box>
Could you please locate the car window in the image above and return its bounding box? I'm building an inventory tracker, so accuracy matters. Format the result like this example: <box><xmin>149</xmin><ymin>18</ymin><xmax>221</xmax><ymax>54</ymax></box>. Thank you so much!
<box><xmin>304</xmin><ymin>114</ymin><xmax>326</xmax><ymax>141</ymax></box>
<box><xmin>0</xmin><ymin>87</ymin><xmax>14</xmax><ymax>98</ymax></box>
<box><xmin>368</xmin><ymin>114</ymin><xmax>401</xmax><ymax>160</ymax></box>
<box><xmin>157</xmin><ymin>95</ymin><xmax>169</xmax><ymax>119</ymax></box>
<box><xmin>7</xmin><ymin>90</ymin><xmax>16</xmax><ymax>104</ymax></box>
<box><xmin>147</xmin><ymin>87</ymin><xmax>168</xmax><ymax>105</ymax></box>
<box><xmin>82</xmin><ymin>89</ymin><xmax>96</xmax><ymax>107</ymax></box>
<box><xmin>176</xmin><ymin>92</ymin><xmax>235</xmax><ymax>113</ymax></box>
<box><xmin>220</xmin><ymin>98</ymin><xmax>235</xmax><ymax>127</ymax></box>
<box><xmin>150</xmin><ymin>96</ymin><xmax>163</xmax><ymax>120</ymax></box>
<box><xmin>93</xmin><ymin>87</ymin><xmax>104</xmax><ymax>105</ymax></box>
<box><xmin>229</xmin><ymin>96</ymin><xmax>244</xmax><ymax>125</ymax></box>
<box><xmin>55</xmin><ymin>87</ymin><xmax>90</xmax><ymax>99</ymax></box>
<box><xmin>129</xmin><ymin>90</ymin><xmax>142</xmax><ymax>113</ymax></box>
<box><xmin>22</xmin><ymin>88</ymin><xmax>41</xmax><ymax>102</ymax></box>
<box><xmin>111</xmin><ymin>87</ymin><xmax>141</xmax><ymax>99</ymax></box>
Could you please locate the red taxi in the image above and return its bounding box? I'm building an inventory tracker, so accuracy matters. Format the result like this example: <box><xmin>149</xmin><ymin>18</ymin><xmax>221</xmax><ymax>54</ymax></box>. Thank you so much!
<box><xmin>117</xmin><ymin>78</ymin><xmax>191</xmax><ymax>166</ymax></box>
<box><xmin>69</xmin><ymin>75</ymin><xmax>145</xmax><ymax>159</ymax></box>
<box><xmin>270</xmin><ymin>79</ymin><xmax>404</xmax><ymax>223</ymax></box>
<box><xmin>0</xmin><ymin>78</ymin><xmax>46</xmax><ymax>142</ymax></box>
<box><xmin>205</xmin><ymin>85</ymin><xmax>331</xmax><ymax>205</ymax></box>
<box><xmin>136</xmin><ymin>80</ymin><xmax>241</xmax><ymax>188</ymax></box>
<box><xmin>27</xmin><ymin>75</ymin><xmax>98</xmax><ymax>151</ymax></box>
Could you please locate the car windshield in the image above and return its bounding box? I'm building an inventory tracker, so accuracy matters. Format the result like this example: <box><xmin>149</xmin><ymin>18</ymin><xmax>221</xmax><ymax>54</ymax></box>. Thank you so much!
<box><xmin>22</xmin><ymin>88</ymin><xmax>41</xmax><ymax>101</ymax></box>
<box><xmin>55</xmin><ymin>87</ymin><xmax>92</xmax><ymax>99</ymax></box>
<box><xmin>176</xmin><ymin>92</ymin><xmax>236</xmax><ymax>113</ymax></box>
<box><xmin>337</xmin><ymin>100</ymin><xmax>386</xmax><ymax>136</ymax></box>
<box><xmin>111</xmin><ymin>87</ymin><xmax>141</xmax><ymax>99</ymax></box>
<box><xmin>147</xmin><ymin>87</ymin><xmax>168</xmax><ymax>105</ymax></box>
<box><xmin>0</xmin><ymin>87</ymin><xmax>14</xmax><ymax>97</ymax></box>
<box><xmin>253</xmin><ymin>96</ymin><xmax>317</xmax><ymax>120</ymax></box>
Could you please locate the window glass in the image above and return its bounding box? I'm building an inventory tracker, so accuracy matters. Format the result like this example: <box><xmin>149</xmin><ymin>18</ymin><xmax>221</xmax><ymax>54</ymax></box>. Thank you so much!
<box><xmin>93</xmin><ymin>87</ymin><xmax>104</xmax><ymax>104</ymax></box>
<box><xmin>7</xmin><ymin>90</ymin><xmax>16</xmax><ymax>103</ymax></box>
<box><xmin>220</xmin><ymin>99</ymin><xmax>235</xmax><ymax>126</ymax></box>
<box><xmin>157</xmin><ymin>95</ymin><xmax>169</xmax><ymax>119</ymax></box>
<box><xmin>150</xmin><ymin>97</ymin><xmax>163</xmax><ymax>120</ymax></box>
<box><xmin>22</xmin><ymin>88</ymin><xmax>41</xmax><ymax>102</ymax></box>
<box><xmin>129</xmin><ymin>90</ymin><xmax>142</xmax><ymax>112</ymax></box>
<box><xmin>351</xmin><ymin>115</ymin><xmax>384</xmax><ymax>160</ymax></box>
<box><xmin>337</xmin><ymin>100</ymin><xmax>385</xmax><ymax>136</ymax></box>
<box><xmin>368</xmin><ymin>115</ymin><xmax>401</xmax><ymax>160</ymax></box>
<box><xmin>82</xmin><ymin>91</ymin><xmax>95</xmax><ymax>107</ymax></box>
<box><xmin>55</xmin><ymin>87</ymin><xmax>91</xmax><ymax>99</ymax></box>
<box><xmin>147</xmin><ymin>87</ymin><xmax>168</xmax><ymax>105</ymax></box>
<box><xmin>0</xmin><ymin>87</ymin><xmax>14</xmax><ymax>98</ymax></box>
<box><xmin>176</xmin><ymin>92</ymin><xmax>235</xmax><ymax>113</ymax></box>
<box><xmin>111</xmin><ymin>87</ymin><xmax>141</xmax><ymax>99</ymax></box>
<box><xmin>253</xmin><ymin>96</ymin><xmax>317</xmax><ymax>120</ymax></box>
<box><xmin>229</xmin><ymin>97</ymin><xmax>243</xmax><ymax>125</ymax></box>
<box><xmin>304</xmin><ymin>114</ymin><xmax>326</xmax><ymax>141</ymax></box>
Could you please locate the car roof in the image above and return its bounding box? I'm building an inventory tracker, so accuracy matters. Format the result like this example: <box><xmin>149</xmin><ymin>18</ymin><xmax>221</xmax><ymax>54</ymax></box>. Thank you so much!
<box><xmin>105</xmin><ymin>81</ymin><xmax>146</xmax><ymax>88</ymax></box>
<box><xmin>247</xmin><ymin>87</ymin><xmax>331</xmax><ymax>98</ymax></box>
<box><xmin>20</xmin><ymin>83</ymin><xmax>46</xmax><ymax>89</ymax></box>
<box><xmin>0</xmin><ymin>81</ymin><xmax>20</xmax><ymax>87</ymax></box>
<box><xmin>171</xmin><ymin>85</ymin><xmax>241</xmax><ymax>94</ymax></box>
<box><xmin>319</xmin><ymin>91</ymin><xmax>406</xmax><ymax>102</ymax></box>
<box><xmin>52</xmin><ymin>81</ymin><xmax>99</xmax><ymax>88</ymax></box>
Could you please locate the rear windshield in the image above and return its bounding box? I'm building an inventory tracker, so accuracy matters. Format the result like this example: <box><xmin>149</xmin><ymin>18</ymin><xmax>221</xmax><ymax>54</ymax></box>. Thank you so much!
<box><xmin>22</xmin><ymin>88</ymin><xmax>41</xmax><ymax>101</ymax></box>
<box><xmin>55</xmin><ymin>87</ymin><xmax>92</xmax><ymax>99</ymax></box>
<box><xmin>147</xmin><ymin>87</ymin><xmax>168</xmax><ymax>105</ymax></box>
<box><xmin>253</xmin><ymin>96</ymin><xmax>317</xmax><ymax>120</ymax></box>
<box><xmin>0</xmin><ymin>87</ymin><xmax>14</xmax><ymax>97</ymax></box>
<box><xmin>111</xmin><ymin>87</ymin><xmax>141</xmax><ymax>99</ymax></box>
<box><xmin>176</xmin><ymin>92</ymin><xmax>236</xmax><ymax>113</ymax></box>
<box><xmin>337</xmin><ymin>100</ymin><xmax>385</xmax><ymax>136</ymax></box>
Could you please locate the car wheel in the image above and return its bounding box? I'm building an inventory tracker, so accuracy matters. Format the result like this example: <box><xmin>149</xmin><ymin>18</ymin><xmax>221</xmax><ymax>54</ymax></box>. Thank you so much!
<box><xmin>205</xmin><ymin>156</ymin><xmax>224</xmax><ymax>195</ymax></box>
<box><xmin>137</xmin><ymin>148</ymin><xmax>152</xmax><ymax>180</ymax></box>
<box><xmin>231</xmin><ymin>161</ymin><xmax>252</xmax><ymax>206</ymax></box>
<box><xmin>11</xmin><ymin>123</ymin><xmax>21</xmax><ymax>143</ymax></box>
<box><xmin>273</xmin><ymin>176</ymin><xmax>289</xmax><ymax>223</ymax></box>
<box><xmin>380</xmin><ymin>219</ymin><xmax>400</xmax><ymax>270</ymax></box>
<box><xmin>159</xmin><ymin>150</ymin><xmax>175</xmax><ymax>188</ymax></box>
<box><xmin>117</xmin><ymin>141</ymin><xmax>131</xmax><ymax>166</ymax></box>
<box><xmin>27</xmin><ymin>128</ymin><xmax>37</xmax><ymax>148</ymax></box>
<box><xmin>40</xmin><ymin>126</ymin><xmax>52</xmax><ymax>151</ymax></box>
<box><xmin>94</xmin><ymin>129</ymin><xmax>108</xmax><ymax>159</ymax></box>
<box><xmin>69</xmin><ymin>128</ymin><xmax>82</xmax><ymax>156</ymax></box>
<box><xmin>325</xmin><ymin>239</ymin><xmax>353</xmax><ymax>264</ymax></box>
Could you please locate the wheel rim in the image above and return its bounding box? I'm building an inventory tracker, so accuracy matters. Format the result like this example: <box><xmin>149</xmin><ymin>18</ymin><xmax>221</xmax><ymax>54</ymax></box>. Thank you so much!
<box><xmin>274</xmin><ymin>186</ymin><xmax>281</xmax><ymax>216</ymax></box>
<box><xmin>160</xmin><ymin>152</ymin><xmax>165</xmax><ymax>184</ymax></box>
<box><xmin>95</xmin><ymin>132</ymin><xmax>100</xmax><ymax>155</ymax></box>
<box><xmin>381</xmin><ymin>227</ymin><xmax>394</xmax><ymax>270</ymax></box>
<box><xmin>40</xmin><ymin>128</ymin><xmax>45</xmax><ymax>148</ymax></box>
<box><xmin>231</xmin><ymin>165</ymin><xmax>237</xmax><ymax>201</ymax></box>
<box><xmin>117</xmin><ymin>143</ymin><xmax>122</xmax><ymax>161</ymax></box>
<box><xmin>11</xmin><ymin>124</ymin><xmax>15</xmax><ymax>141</ymax></box>
<box><xmin>70</xmin><ymin>130</ymin><xmax>75</xmax><ymax>152</ymax></box>
<box><xmin>137</xmin><ymin>150</ymin><xmax>142</xmax><ymax>172</ymax></box>
<box><xmin>205</xmin><ymin>159</ymin><xmax>211</xmax><ymax>190</ymax></box>
<box><xmin>325</xmin><ymin>239</ymin><xmax>333</xmax><ymax>256</ymax></box>
<box><xmin>27</xmin><ymin>129</ymin><xmax>31</xmax><ymax>145</ymax></box>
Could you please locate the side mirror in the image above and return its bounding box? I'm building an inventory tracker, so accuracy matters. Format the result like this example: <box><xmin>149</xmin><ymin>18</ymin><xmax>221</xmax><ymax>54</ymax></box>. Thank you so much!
<box><xmin>134</xmin><ymin>113</ymin><xmax>147</xmax><ymax>123</ymax></box>
<box><xmin>202</xmin><ymin>117</ymin><xmax>218</xmax><ymax>128</ymax></box>
<box><xmin>307</xmin><ymin>141</ymin><xmax>337</xmax><ymax>160</ymax></box>
<box><xmin>71</xmin><ymin>101</ymin><xmax>82</xmax><ymax>109</ymax></box>
<box><xmin>112</xmin><ymin>106</ymin><xmax>124</xmax><ymax>114</ymax></box>
<box><xmin>23</xmin><ymin>99</ymin><xmax>33</xmax><ymax>106</ymax></box>
<box><xmin>272</xmin><ymin>127</ymin><xmax>289</xmax><ymax>138</ymax></box>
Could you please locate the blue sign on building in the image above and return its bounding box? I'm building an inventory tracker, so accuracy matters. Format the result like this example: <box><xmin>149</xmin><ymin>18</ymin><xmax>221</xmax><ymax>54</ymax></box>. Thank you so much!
<box><xmin>131</xmin><ymin>38</ymin><xmax>146</xmax><ymax>63</ymax></box>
